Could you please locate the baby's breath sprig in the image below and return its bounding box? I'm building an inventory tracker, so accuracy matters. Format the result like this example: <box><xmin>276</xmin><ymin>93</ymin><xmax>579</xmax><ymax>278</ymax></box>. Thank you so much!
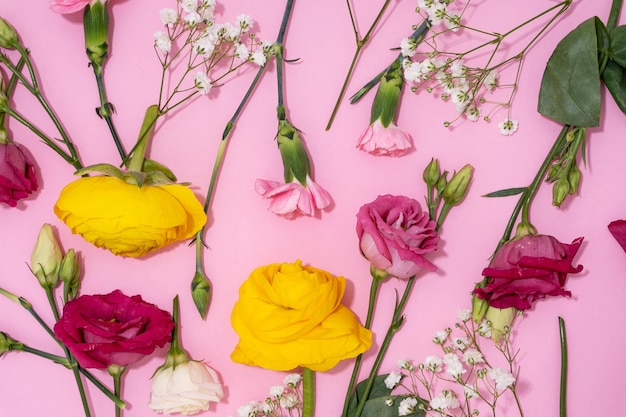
<box><xmin>229</xmin><ymin>373</ymin><xmax>304</xmax><ymax>417</ymax></box>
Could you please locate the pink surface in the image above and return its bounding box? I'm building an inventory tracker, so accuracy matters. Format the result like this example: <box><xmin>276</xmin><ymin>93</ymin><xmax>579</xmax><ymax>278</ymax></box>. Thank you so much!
<box><xmin>0</xmin><ymin>1</ymin><xmax>624</xmax><ymax>416</ymax></box>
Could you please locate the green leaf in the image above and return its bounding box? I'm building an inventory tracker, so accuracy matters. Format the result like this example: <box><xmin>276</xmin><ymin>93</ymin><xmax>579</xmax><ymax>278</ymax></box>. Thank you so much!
<box><xmin>609</xmin><ymin>25</ymin><xmax>626</xmax><ymax>67</ymax></box>
<box><xmin>361</xmin><ymin>395</ymin><xmax>426</xmax><ymax>417</ymax></box>
<box><xmin>483</xmin><ymin>187</ymin><xmax>527</xmax><ymax>197</ymax></box>
<box><xmin>346</xmin><ymin>375</ymin><xmax>394</xmax><ymax>417</ymax></box>
<box><xmin>603</xmin><ymin>59</ymin><xmax>626</xmax><ymax>113</ymax></box>
<box><xmin>538</xmin><ymin>17</ymin><xmax>602</xmax><ymax>126</ymax></box>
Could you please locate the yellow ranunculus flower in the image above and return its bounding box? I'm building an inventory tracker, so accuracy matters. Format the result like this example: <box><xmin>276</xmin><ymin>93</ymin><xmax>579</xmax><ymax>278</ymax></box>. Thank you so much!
<box><xmin>230</xmin><ymin>260</ymin><xmax>372</xmax><ymax>372</ymax></box>
<box><xmin>54</xmin><ymin>176</ymin><xmax>207</xmax><ymax>257</ymax></box>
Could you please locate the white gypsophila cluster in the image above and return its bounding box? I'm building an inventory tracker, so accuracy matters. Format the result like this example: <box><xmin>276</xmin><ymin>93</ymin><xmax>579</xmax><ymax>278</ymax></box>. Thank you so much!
<box><xmin>153</xmin><ymin>0</ymin><xmax>273</xmax><ymax>105</ymax></box>
<box><xmin>383</xmin><ymin>309</ymin><xmax>522</xmax><ymax>417</ymax></box>
<box><xmin>230</xmin><ymin>373</ymin><xmax>303</xmax><ymax>417</ymax></box>
<box><xmin>397</xmin><ymin>0</ymin><xmax>533</xmax><ymax>134</ymax></box>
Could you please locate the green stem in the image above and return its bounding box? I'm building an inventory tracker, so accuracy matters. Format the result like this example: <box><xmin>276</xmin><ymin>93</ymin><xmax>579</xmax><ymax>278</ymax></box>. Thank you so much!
<box><xmin>21</xmin><ymin>345</ymin><xmax>69</xmax><ymax>366</ymax></box>
<box><xmin>93</xmin><ymin>68</ymin><xmax>126</xmax><ymax>161</ymax></box>
<box><xmin>559</xmin><ymin>316</ymin><xmax>568</xmax><ymax>417</ymax></box>
<box><xmin>302</xmin><ymin>367</ymin><xmax>315</xmax><ymax>417</ymax></box>
<box><xmin>340</xmin><ymin>276</ymin><xmax>383</xmax><ymax>417</ymax></box>
<box><xmin>275</xmin><ymin>0</ymin><xmax>295</xmax><ymax>109</ymax></box>
<box><xmin>607</xmin><ymin>0</ymin><xmax>623</xmax><ymax>33</ymax></box>
<box><xmin>326</xmin><ymin>0</ymin><xmax>393</xmax><ymax>129</ymax></box>
<box><xmin>352</xmin><ymin>275</ymin><xmax>416</xmax><ymax>417</ymax></box>
<box><xmin>109</xmin><ymin>365</ymin><xmax>126</xmax><ymax>417</ymax></box>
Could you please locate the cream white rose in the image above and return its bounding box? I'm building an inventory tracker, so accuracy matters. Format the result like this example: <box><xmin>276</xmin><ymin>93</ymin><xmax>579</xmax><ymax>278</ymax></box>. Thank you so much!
<box><xmin>149</xmin><ymin>361</ymin><xmax>224</xmax><ymax>415</ymax></box>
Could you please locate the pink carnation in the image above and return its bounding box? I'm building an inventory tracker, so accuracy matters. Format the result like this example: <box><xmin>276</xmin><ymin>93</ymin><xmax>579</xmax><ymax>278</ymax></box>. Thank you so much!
<box><xmin>255</xmin><ymin>176</ymin><xmax>331</xmax><ymax>219</ymax></box>
<box><xmin>356</xmin><ymin>119</ymin><xmax>413</xmax><ymax>157</ymax></box>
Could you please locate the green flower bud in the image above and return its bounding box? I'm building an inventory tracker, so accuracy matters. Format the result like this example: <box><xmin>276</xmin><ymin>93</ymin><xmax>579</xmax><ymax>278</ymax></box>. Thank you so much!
<box><xmin>0</xmin><ymin>332</ymin><xmax>23</xmax><ymax>357</ymax></box>
<box><xmin>423</xmin><ymin>158</ymin><xmax>440</xmax><ymax>187</ymax></box>
<box><xmin>370</xmin><ymin>60</ymin><xmax>403</xmax><ymax>127</ymax></box>
<box><xmin>59</xmin><ymin>249</ymin><xmax>81</xmax><ymax>300</ymax></box>
<box><xmin>83</xmin><ymin>0</ymin><xmax>110</xmax><ymax>69</ymax></box>
<box><xmin>0</xmin><ymin>17</ymin><xmax>19</xmax><ymax>49</ymax></box>
<box><xmin>567</xmin><ymin>164</ymin><xmax>581</xmax><ymax>195</ymax></box>
<box><xmin>552</xmin><ymin>178</ymin><xmax>570</xmax><ymax>207</ymax></box>
<box><xmin>485</xmin><ymin>306</ymin><xmax>517</xmax><ymax>343</ymax></box>
<box><xmin>191</xmin><ymin>270</ymin><xmax>212</xmax><ymax>320</ymax></box>
<box><xmin>443</xmin><ymin>164</ymin><xmax>474</xmax><ymax>206</ymax></box>
<box><xmin>30</xmin><ymin>224</ymin><xmax>63</xmax><ymax>289</ymax></box>
<box><xmin>276</xmin><ymin>116</ymin><xmax>311</xmax><ymax>185</ymax></box>
<box><xmin>436</xmin><ymin>171</ymin><xmax>448</xmax><ymax>194</ymax></box>
<box><xmin>471</xmin><ymin>294</ymin><xmax>489</xmax><ymax>323</ymax></box>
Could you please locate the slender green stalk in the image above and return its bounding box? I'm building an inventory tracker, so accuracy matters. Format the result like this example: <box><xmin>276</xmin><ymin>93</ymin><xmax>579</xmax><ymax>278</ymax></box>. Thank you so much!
<box><xmin>93</xmin><ymin>69</ymin><xmax>126</xmax><ymax>161</ymax></box>
<box><xmin>326</xmin><ymin>0</ymin><xmax>393</xmax><ymax>129</ymax></box>
<box><xmin>21</xmin><ymin>345</ymin><xmax>69</xmax><ymax>366</ymax></box>
<box><xmin>559</xmin><ymin>317</ymin><xmax>568</xmax><ymax>417</ymax></box>
<box><xmin>607</xmin><ymin>0</ymin><xmax>624</xmax><ymax>33</ymax></box>
<box><xmin>109</xmin><ymin>365</ymin><xmax>126</xmax><ymax>417</ymax></box>
<box><xmin>302</xmin><ymin>367</ymin><xmax>315</xmax><ymax>417</ymax></box>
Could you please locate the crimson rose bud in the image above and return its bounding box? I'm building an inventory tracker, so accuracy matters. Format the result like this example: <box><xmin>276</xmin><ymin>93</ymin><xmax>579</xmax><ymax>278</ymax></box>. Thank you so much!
<box><xmin>356</xmin><ymin>195</ymin><xmax>439</xmax><ymax>279</ymax></box>
<box><xmin>474</xmin><ymin>234</ymin><xmax>583</xmax><ymax>310</ymax></box>
<box><xmin>54</xmin><ymin>290</ymin><xmax>174</xmax><ymax>369</ymax></box>
<box><xmin>0</xmin><ymin>140</ymin><xmax>38</xmax><ymax>207</ymax></box>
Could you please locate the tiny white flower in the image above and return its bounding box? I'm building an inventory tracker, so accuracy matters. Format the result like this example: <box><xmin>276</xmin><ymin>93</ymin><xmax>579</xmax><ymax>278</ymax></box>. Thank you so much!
<box><xmin>464</xmin><ymin>385</ymin><xmax>478</xmax><ymax>398</ymax></box>
<box><xmin>400</xmin><ymin>37</ymin><xmax>417</xmax><ymax>58</ymax></box>
<box><xmin>424</xmin><ymin>355</ymin><xmax>443</xmax><ymax>372</ymax></box>
<box><xmin>154</xmin><ymin>31</ymin><xmax>172</xmax><ymax>53</ymax></box>
<box><xmin>462</xmin><ymin>348</ymin><xmax>484</xmax><ymax>365</ymax></box>
<box><xmin>450</xmin><ymin>87</ymin><xmax>470</xmax><ymax>106</ymax></box>
<box><xmin>444</xmin><ymin>13</ymin><xmax>461</xmax><ymax>31</ymax></box>
<box><xmin>484</xmin><ymin>70</ymin><xmax>499</xmax><ymax>90</ymax></box>
<box><xmin>443</xmin><ymin>353</ymin><xmax>466</xmax><ymax>378</ymax></box>
<box><xmin>418</xmin><ymin>0</ymin><xmax>437</xmax><ymax>13</ymax></box>
<box><xmin>236</xmin><ymin>401</ymin><xmax>262</xmax><ymax>417</ymax></box>
<box><xmin>236</xmin><ymin>14</ymin><xmax>253</xmax><ymax>31</ymax></box>
<box><xmin>250</xmin><ymin>50</ymin><xmax>267</xmax><ymax>66</ymax></box>
<box><xmin>222</xmin><ymin>22</ymin><xmax>241</xmax><ymax>40</ymax></box>
<box><xmin>384</xmin><ymin>371</ymin><xmax>403</xmax><ymax>389</ymax></box>
<box><xmin>498</xmin><ymin>118</ymin><xmax>519</xmax><ymax>136</ymax></box>
<box><xmin>477</xmin><ymin>319</ymin><xmax>492</xmax><ymax>337</ymax></box>
<box><xmin>194</xmin><ymin>71</ymin><xmax>212</xmax><ymax>95</ymax></box>
<box><xmin>433</xmin><ymin>329</ymin><xmax>449</xmax><ymax>344</ymax></box>
<box><xmin>234</xmin><ymin>43</ymin><xmax>250</xmax><ymax>61</ymax></box>
<box><xmin>403</xmin><ymin>61</ymin><xmax>423</xmax><ymax>83</ymax></box>
<box><xmin>397</xmin><ymin>358</ymin><xmax>414</xmax><ymax>371</ymax></box>
<box><xmin>279</xmin><ymin>392</ymin><xmax>300</xmax><ymax>409</ymax></box>
<box><xmin>487</xmin><ymin>367</ymin><xmax>515</xmax><ymax>390</ymax></box>
<box><xmin>428</xmin><ymin>3</ymin><xmax>448</xmax><ymax>26</ymax></box>
<box><xmin>465</xmin><ymin>104</ymin><xmax>481</xmax><ymax>121</ymax></box>
<box><xmin>184</xmin><ymin>11</ymin><xmax>202</xmax><ymax>27</ymax></box>
<box><xmin>194</xmin><ymin>35</ymin><xmax>216</xmax><ymax>57</ymax></box>
<box><xmin>283</xmin><ymin>373</ymin><xmax>301</xmax><ymax>387</ymax></box>
<box><xmin>452</xmin><ymin>336</ymin><xmax>470</xmax><ymax>351</ymax></box>
<box><xmin>159</xmin><ymin>8</ymin><xmax>178</xmax><ymax>27</ymax></box>
<box><xmin>385</xmin><ymin>398</ymin><xmax>394</xmax><ymax>406</ymax></box>
<box><xmin>181</xmin><ymin>0</ymin><xmax>198</xmax><ymax>13</ymax></box>
<box><xmin>430</xmin><ymin>390</ymin><xmax>460</xmax><ymax>410</ymax></box>
<box><xmin>398</xmin><ymin>397</ymin><xmax>418</xmax><ymax>416</ymax></box>
<box><xmin>457</xmin><ymin>308</ymin><xmax>472</xmax><ymax>322</ymax></box>
<box><xmin>269</xmin><ymin>385</ymin><xmax>284</xmax><ymax>398</ymax></box>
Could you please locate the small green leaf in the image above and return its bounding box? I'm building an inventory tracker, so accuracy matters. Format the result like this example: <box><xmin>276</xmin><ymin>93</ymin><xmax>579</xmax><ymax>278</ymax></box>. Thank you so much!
<box><xmin>483</xmin><ymin>187</ymin><xmax>527</xmax><ymax>198</ymax></box>
<box><xmin>608</xmin><ymin>25</ymin><xmax>626</xmax><ymax>67</ymax></box>
<box><xmin>602</xmin><ymin>60</ymin><xmax>626</xmax><ymax>113</ymax></box>
<box><xmin>538</xmin><ymin>17</ymin><xmax>602</xmax><ymax>126</ymax></box>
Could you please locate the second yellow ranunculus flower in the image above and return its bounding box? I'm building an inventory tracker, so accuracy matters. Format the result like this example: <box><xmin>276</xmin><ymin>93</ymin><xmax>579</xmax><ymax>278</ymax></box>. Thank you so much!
<box><xmin>54</xmin><ymin>176</ymin><xmax>206</xmax><ymax>257</ymax></box>
<box><xmin>231</xmin><ymin>260</ymin><xmax>372</xmax><ymax>372</ymax></box>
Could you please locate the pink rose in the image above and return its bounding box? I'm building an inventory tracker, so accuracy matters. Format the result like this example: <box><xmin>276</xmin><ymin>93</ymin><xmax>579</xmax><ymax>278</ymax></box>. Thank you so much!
<box><xmin>54</xmin><ymin>290</ymin><xmax>174</xmax><ymax>369</ymax></box>
<box><xmin>255</xmin><ymin>176</ymin><xmax>331</xmax><ymax>219</ymax></box>
<box><xmin>356</xmin><ymin>195</ymin><xmax>439</xmax><ymax>279</ymax></box>
<box><xmin>0</xmin><ymin>141</ymin><xmax>38</xmax><ymax>207</ymax></box>
<box><xmin>49</xmin><ymin>0</ymin><xmax>98</xmax><ymax>14</ymax></box>
<box><xmin>474</xmin><ymin>235</ymin><xmax>584</xmax><ymax>310</ymax></box>
<box><xmin>608</xmin><ymin>220</ymin><xmax>626</xmax><ymax>252</ymax></box>
<box><xmin>356</xmin><ymin>119</ymin><xmax>413</xmax><ymax>157</ymax></box>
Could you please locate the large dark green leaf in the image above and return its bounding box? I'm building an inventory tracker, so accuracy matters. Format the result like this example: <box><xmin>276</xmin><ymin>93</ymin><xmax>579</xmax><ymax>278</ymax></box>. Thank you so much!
<box><xmin>346</xmin><ymin>375</ymin><xmax>394</xmax><ymax>417</ymax></box>
<box><xmin>361</xmin><ymin>396</ymin><xmax>426</xmax><ymax>417</ymax></box>
<box><xmin>538</xmin><ymin>17</ymin><xmax>602</xmax><ymax>126</ymax></box>
<box><xmin>602</xmin><ymin>60</ymin><xmax>626</xmax><ymax>112</ymax></box>
<box><xmin>609</xmin><ymin>25</ymin><xmax>626</xmax><ymax>67</ymax></box>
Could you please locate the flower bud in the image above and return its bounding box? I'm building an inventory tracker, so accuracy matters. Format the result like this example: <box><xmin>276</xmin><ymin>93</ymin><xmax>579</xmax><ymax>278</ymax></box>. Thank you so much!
<box><xmin>552</xmin><ymin>178</ymin><xmax>570</xmax><ymax>207</ymax></box>
<box><xmin>471</xmin><ymin>294</ymin><xmax>489</xmax><ymax>323</ymax></box>
<box><xmin>443</xmin><ymin>164</ymin><xmax>473</xmax><ymax>206</ymax></box>
<box><xmin>370</xmin><ymin>60</ymin><xmax>403</xmax><ymax>127</ymax></box>
<box><xmin>191</xmin><ymin>271</ymin><xmax>212</xmax><ymax>320</ymax></box>
<box><xmin>83</xmin><ymin>0</ymin><xmax>110</xmax><ymax>69</ymax></box>
<box><xmin>485</xmin><ymin>306</ymin><xmax>516</xmax><ymax>343</ymax></box>
<box><xmin>567</xmin><ymin>164</ymin><xmax>581</xmax><ymax>195</ymax></box>
<box><xmin>0</xmin><ymin>17</ymin><xmax>19</xmax><ymax>49</ymax></box>
<box><xmin>30</xmin><ymin>224</ymin><xmax>63</xmax><ymax>288</ymax></box>
<box><xmin>276</xmin><ymin>116</ymin><xmax>311</xmax><ymax>185</ymax></box>
<box><xmin>59</xmin><ymin>249</ymin><xmax>80</xmax><ymax>300</ymax></box>
<box><xmin>0</xmin><ymin>332</ymin><xmax>23</xmax><ymax>357</ymax></box>
<box><xmin>423</xmin><ymin>158</ymin><xmax>440</xmax><ymax>187</ymax></box>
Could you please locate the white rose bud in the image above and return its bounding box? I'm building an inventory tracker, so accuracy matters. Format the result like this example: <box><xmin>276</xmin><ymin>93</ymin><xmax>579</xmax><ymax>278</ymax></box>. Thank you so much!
<box><xmin>30</xmin><ymin>224</ymin><xmax>63</xmax><ymax>288</ymax></box>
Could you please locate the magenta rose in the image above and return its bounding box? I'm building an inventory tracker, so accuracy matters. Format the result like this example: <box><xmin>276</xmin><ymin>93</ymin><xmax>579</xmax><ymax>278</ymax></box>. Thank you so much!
<box><xmin>474</xmin><ymin>235</ymin><xmax>584</xmax><ymax>310</ymax></box>
<box><xmin>54</xmin><ymin>290</ymin><xmax>174</xmax><ymax>369</ymax></box>
<box><xmin>0</xmin><ymin>141</ymin><xmax>38</xmax><ymax>207</ymax></box>
<box><xmin>356</xmin><ymin>194</ymin><xmax>439</xmax><ymax>279</ymax></box>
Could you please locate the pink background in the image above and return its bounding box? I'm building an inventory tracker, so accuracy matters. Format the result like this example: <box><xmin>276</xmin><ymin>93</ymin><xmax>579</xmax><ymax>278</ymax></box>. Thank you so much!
<box><xmin>0</xmin><ymin>0</ymin><xmax>624</xmax><ymax>416</ymax></box>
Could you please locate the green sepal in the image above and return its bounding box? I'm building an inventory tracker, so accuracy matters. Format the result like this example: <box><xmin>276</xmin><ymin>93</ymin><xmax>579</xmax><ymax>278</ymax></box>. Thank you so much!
<box><xmin>277</xmin><ymin>118</ymin><xmax>311</xmax><ymax>185</ymax></box>
<box><xmin>143</xmin><ymin>158</ymin><xmax>178</xmax><ymax>182</ymax></box>
<box><xmin>538</xmin><ymin>17</ymin><xmax>602</xmax><ymax>126</ymax></box>
<box><xmin>83</xmin><ymin>0</ymin><xmax>109</xmax><ymax>68</ymax></box>
<box><xmin>370</xmin><ymin>60</ymin><xmax>403</xmax><ymax>127</ymax></box>
<box><xmin>74</xmin><ymin>163</ymin><xmax>124</xmax><ymax>178</ymax></box>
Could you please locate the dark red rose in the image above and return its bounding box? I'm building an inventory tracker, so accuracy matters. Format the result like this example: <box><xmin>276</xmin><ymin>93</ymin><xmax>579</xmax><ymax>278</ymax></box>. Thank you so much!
<box><xmin>473</xmin><ymin>235</ymin><xmax>583</xmax><ymax>310</ymax></box>
<box><xmin>53</xmin><ymin>290</ymin><xmax>174</xmax><ymax>369</ymax></box>
<box><xmin>0</xmin><ymin>141</ymin><xmax>38</xmax><ymax>207</ymax></box>
<box><xmin>608</xmin><ymin>220</ymin><xmax>626</xmax><ymax>252</ymax></box>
